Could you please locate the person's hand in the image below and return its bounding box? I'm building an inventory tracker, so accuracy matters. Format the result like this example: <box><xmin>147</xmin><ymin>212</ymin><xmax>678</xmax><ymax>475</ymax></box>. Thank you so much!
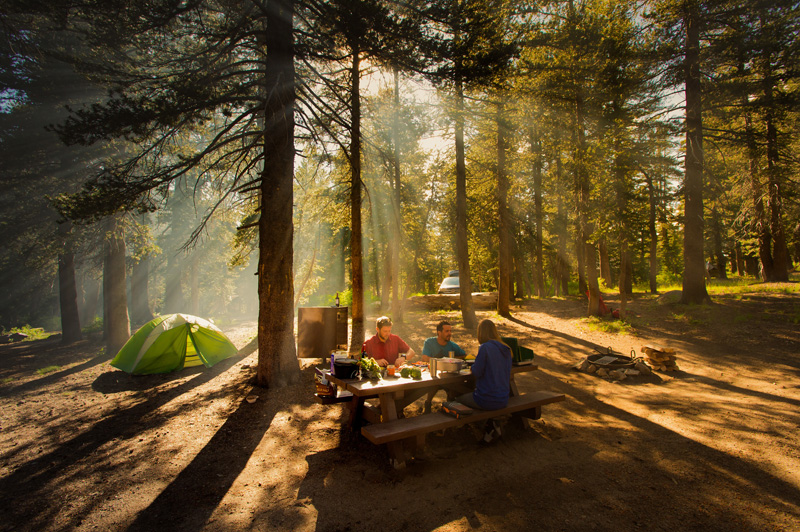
<box><xmin>376</xmin><ymin>358</ymin><xmax>389</xmax><ymax>368</ymax></box>
<box><xmin>395</xmin><ymin>355</ymin><xmax>407</xmax><ymax>367</ymax></box>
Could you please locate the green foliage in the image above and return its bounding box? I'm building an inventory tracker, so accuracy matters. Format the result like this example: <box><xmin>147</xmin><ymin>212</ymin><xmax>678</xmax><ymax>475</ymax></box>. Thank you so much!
<box><xmin>2</xmin><ymin>325</ymin><xmax>50</xmax><ymax>341</ymax></box>
<box><xmin>327</xmin><ymin>290</ymin><xmax>352</xmax><ymax>308</ymax></box>
<box><xmin>37</xmin><ymin>365</ymin><xmax>61</xmax><ymax>375</ymax></box>
<box><xmin>82</xmin><ymin>317</ymin><xmax>104</xmax><ymax>334</ymax></box>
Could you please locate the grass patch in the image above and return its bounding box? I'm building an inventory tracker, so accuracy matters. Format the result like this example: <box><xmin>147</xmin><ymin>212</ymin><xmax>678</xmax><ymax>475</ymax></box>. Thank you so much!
<box><xmin>636</xmin><ymin>274</ymin><xmax>800</xmax><ymax>298</ymax></box>
<box><xmin>733</xmin><ymin>314</ymin><xmax>752</xmax><ymax>324</ymax></box>
<box><xmin>2</xmin><ymin>325</ymin><xmax>50</xmax><ymax>341</ymax></box>
<box><xmin>579</xmin><ymin>316</ymin><xmax>633</xmax><ymax>335</ymax></box>
<box><xmin>1</xmin><ymin>376</ymin><xmax>14</xmax><ymax>385</ymax></box>
<box><xmin>37</xmin><ymin>365</ymin><xmax>61</xmax><ymax>375</ymax></box>
<box><xmin>669</xmin><ymin>312</ymin><xmax>707</xmax><ymax>326</ymax></box>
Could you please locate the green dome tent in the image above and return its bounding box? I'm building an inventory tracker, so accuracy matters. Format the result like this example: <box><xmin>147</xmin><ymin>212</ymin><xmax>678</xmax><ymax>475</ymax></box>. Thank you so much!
<box><xmin>111</xmin><ymin>314</ymin><xmax>238</xmax><ymax>375</ymax></box>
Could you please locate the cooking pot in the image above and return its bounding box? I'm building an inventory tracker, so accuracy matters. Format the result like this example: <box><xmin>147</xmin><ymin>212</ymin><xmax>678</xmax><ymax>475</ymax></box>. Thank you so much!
<box><xmin>434</xmin><ymin>357</ymin><xmax>463</xmax><ymax>374</ymax></box>
<box><xmin>333</xmin><ymin>358</ymin><xmax>360</xmax><ymax>379</ymax></box>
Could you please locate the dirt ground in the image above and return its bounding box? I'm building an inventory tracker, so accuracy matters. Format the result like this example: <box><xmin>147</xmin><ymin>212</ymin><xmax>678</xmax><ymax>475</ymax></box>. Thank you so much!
<box><xmin>1</xmin><ymin>288</ymin><xmax>799</xmax><ymax>532</ymax></box>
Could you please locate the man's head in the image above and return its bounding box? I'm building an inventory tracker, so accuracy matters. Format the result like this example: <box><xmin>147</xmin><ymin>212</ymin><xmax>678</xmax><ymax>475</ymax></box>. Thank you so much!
<box><xmin>436</xmin><ymin>320</ymin><xmax>452</xmax><ymax>344</ymax></box>
<box><xmin>376</xmin><ymin>316</ymin><xmax>393</xmax><ymax>342</ymax></box>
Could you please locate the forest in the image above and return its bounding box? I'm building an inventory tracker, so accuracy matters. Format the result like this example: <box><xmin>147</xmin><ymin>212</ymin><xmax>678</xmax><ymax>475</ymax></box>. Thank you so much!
<box><xmin>2</xmin><ymin>0</ymin><xmax>799</xmax><ymax>388</ymax></box>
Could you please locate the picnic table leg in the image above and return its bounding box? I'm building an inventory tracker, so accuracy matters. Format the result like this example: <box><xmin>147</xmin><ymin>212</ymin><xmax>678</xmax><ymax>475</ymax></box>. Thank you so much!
<box><xmin>507</xmin><ymin>375</ymin><xmax>529</xmax><ymax>430</ymax></box>
<box><xmin>346</xmin><ymin>396</ymin><xmax>365</xmax><ymax>432</ymax></box>
<box><xmin>379</xmin><ymin>392</ymin><xmax>407</xmax><ymax>469</ymax></box>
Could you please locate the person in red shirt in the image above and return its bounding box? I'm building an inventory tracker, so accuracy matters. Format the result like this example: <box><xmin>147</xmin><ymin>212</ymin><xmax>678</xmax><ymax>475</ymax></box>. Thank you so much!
<box><xmin>362</xmin><ymin>316</ymin><xmax>417</xmax><ymax>367</ymax></box>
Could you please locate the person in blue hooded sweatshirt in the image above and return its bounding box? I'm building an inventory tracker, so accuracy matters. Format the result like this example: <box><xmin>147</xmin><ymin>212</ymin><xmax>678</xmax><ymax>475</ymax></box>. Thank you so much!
<box><xmin>455</xmin><ymin>319</ymin><xmax>512</xmax><ymax>442</ymax></box>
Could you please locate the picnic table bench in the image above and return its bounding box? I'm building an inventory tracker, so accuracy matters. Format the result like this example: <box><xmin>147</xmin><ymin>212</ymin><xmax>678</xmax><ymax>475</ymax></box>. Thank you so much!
<box><xmin>324</xmin><ymin>363</ymin><xmax>565</xmax><ymax>468</ymax></box>
<box><xmin>361</xmin><ymin>390</ymin><xmax>565</xmax><ymax>445</ymax></box>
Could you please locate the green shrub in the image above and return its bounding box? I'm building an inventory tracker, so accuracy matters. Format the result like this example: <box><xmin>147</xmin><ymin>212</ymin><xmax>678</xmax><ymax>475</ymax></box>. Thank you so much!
<box><xmin>2</xmin><ymin>325</ymin><xmax>50</xmax><ymax>341</ymax></box>
<box><xmin>82</xmin><ymin>317</ymin><xmax>104</xmax><ymax>334</ymax></box>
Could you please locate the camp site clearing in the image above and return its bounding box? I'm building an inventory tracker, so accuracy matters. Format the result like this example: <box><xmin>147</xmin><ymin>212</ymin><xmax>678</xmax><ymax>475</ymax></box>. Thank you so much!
<box><xmin>0</xmin><ymin>293</ymin><xmax>798</xmax><ymax>532</ymax></box>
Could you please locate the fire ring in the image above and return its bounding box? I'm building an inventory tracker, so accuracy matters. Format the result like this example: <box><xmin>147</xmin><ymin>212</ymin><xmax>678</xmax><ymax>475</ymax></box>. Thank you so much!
<box><xmin>587</xmin><ymin>347</ymin><xmax>639</xmax><ymax>369</ymax></box>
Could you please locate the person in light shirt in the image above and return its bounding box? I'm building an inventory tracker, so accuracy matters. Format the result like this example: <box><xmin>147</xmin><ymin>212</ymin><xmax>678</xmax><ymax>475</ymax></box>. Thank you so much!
<box><xmin>421</xmin><ymin>320</ymin><xmax>466</xmax><ymax>361</ymax></box>
<box><xmin>362</xmin><ymin>316</ymin><xmax>417</xmax><ymax>368</ymax></box>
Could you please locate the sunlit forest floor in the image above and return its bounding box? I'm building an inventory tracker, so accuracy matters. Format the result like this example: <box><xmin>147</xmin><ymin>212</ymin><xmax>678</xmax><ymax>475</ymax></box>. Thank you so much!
<box><xmin>1</xmin><ymin>284</ymin><xmax>799</xmax><ymax>531</ymax></box>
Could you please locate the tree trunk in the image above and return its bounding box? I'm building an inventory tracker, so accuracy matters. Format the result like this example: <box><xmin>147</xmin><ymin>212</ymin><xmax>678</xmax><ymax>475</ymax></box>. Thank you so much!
<box><xmin>513</xmin><ymin>244</ymin><xmax>525</xmax><ymax>300</ymax></box>
<box><xmin>58</xmin><ymin>221</ymin><xmax>82</xmax><ymax>344</ymax></box>
<box><xmin>614</xmin><ymin>136</ymin><xmax>630</xmax><ymax>314</ymax></box>
<box><xmin>391</xmin><ymin>68</ymin><xmax>403</xmax><ymax>322</ymax></box>
<box><xmin>793</xmin><ymin>223</ymin><xmax>800</xmax><ymax>265</ymax></box>
<box><xmin>618</xmin><ymin>242</ymin><xmax>628</xmax><ymax>318</ymax></box>
<box><xmin>680</xmin><ymin>1</ymin><xmax>710</xmax><ymax>304</ymax></box>
<box><xmin>575</xmin><ymin>233</ymin><xmax>587</xmax><ymax>296</ymax></box>
<box><xmin>553</xmin><ymin>135</ymin><xmax>569</xmax><ymax>297</ymax></box>
<box><xmin>555</xmin><ymin>170</ymin><xmax>569</xmax><ymax>296</ymax></box>
<box><xmin>348</xmin><ymin>49</ymin><xmax>366</xmax><ymax>352</ymax></box>
<box><xmin>735</xmin><ymin>241</ymin><xmax>745</xmax><ymax>276</ymax></box>
<box><xmin>454</xmin><ymin>80</ymin><xmax>478</xmax><ymax>329</ymax></box>
<box><xmin>130</xmin><ymin>255</ymin><xmax>154</xmax><ymax>324</ymax></box>
<box><xmin>496</xmin><ymin>101</ymin><xmax>511</xmax><ymax>317</ymax></box>
<box><xmin>599</xmin><ymin>238</ymin><xmax>612</xmax><ymax>288</ymax></box>
<box><xmin>530</xmin><ymin>126</ymin><xmax>545</xmax><ymax>297</ymax></box>
<box><xmin>710</xmin><ymin>206</ymin><xmax>728</xmax><ymax>279</ymax></box>
<box><xmin>575</xmin><ymin>93</ymin><xmax>599</xmax><ymax>314</ymax></box>
<box><xmin>762</xmin><ymin>46</ymin><xmax>788</xmax><ymax>282</ymax></box>
<box><xmin>256</xmin><ymin>0</ymin><xmax>299</xmax><ymax>387</ymax></box>
<box><xmin>744</xmin><ymin>90</ymin><xmax>774</xmax><ymax>280</ymax></box>
<box><xmin>585</xmin><ymin>241</ymin><xmax>601</xmax><ymax>316</ymax></box>
<box><xmin>644</xmin><ymin>170</ymin><xmax>659</xmax><ymax>293</ymax></box>
<box><xmin>104</xmin><ymin>216</ymin><xmax>130</xmax><ymax>353</ymax></box>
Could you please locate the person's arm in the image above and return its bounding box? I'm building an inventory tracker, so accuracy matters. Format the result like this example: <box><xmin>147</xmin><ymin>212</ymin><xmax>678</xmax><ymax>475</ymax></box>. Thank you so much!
<box><xmin>420</xmin><ymin>338</ymin><xmax>434</xmax><ymax>362</ymax></box>
<box><xmin>452</xmin><ymin>342</ymin><xmax>467</xmax><ymax>358</ymax></box>
<box><xmin>394</xmin><ymin>337</ymin><xmax>413</xmax><ymax>365</ymax></box>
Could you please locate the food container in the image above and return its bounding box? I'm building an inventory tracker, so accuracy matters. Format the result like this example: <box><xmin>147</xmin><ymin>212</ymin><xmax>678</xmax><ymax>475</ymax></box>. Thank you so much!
<box><xmin>333</xmin><ymin>358</ymin><xmax>360</xmax><ymax>379</ymax></box>
<box><xmin>435</xmin><ymin>357</ymin><xmax>464</xmax><ymax>374</ymax></box>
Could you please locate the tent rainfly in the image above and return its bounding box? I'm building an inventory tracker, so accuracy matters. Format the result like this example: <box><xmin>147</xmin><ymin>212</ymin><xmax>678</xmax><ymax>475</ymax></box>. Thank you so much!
<box><xmin>111</xmin><ymin>313</ymin><xmax>238</xmax><ymax>374</ymax></box>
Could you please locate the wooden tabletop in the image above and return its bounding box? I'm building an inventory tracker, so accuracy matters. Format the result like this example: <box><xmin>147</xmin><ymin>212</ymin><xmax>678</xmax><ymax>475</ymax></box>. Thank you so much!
<box><xmin>325</xmin><ymin>364</ymin><xmax>538</xmax><ymax>397</ymax></box>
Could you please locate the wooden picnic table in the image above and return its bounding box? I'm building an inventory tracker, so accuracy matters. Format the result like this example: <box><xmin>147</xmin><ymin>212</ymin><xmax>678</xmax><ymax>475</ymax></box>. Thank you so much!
<box><xmin>323</xmin><ymin>363</ymin><xmax>551</xmax><ymax>467</ymax></box>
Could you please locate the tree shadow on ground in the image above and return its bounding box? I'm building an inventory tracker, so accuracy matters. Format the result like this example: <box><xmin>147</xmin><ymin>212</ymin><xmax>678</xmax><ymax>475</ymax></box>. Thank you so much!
<box><xmin>124</xmin><ymin>389</ymin><xmax>277</xmax><ymax>532</ymax></box>
<box><xmin>0</xmin><ymin>356</ymin><xmax>249</xmax><ymax>531</ymax></box>
<box><xmin>90</xmin><ymin>355</ymin><xmax>244</xmax><ymax>394</ymax></box>
<box><xmin>0</xmin><ymin>334</ymin><xmax>109</xmax><ymax>396</ymax></box>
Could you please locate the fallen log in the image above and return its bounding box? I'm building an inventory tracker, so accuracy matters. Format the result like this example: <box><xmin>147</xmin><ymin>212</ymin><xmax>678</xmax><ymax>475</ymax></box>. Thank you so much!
<box><xmin>406</xmin><ymin>292</ymin><xmax>498</xmax><ymax>311</ymax></box>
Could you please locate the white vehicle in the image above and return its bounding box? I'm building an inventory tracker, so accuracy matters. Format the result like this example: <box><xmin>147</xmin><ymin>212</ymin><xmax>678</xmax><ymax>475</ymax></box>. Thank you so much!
<box><xmin>437</xmin><ymin>276</ymin><xmax>460</xmax><ymax>294</ymax></box>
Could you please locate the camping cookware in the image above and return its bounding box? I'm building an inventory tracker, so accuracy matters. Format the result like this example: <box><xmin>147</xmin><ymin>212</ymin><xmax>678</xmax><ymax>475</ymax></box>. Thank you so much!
<box><xmin>333</xmin><ymin>358</ymin><xmax>360</xmax><ymax>379</ymax></box>
<box><xmin>434</xmin><ymin>357</ymin><xmax>463</xmax><ymax>374</ymax></box>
